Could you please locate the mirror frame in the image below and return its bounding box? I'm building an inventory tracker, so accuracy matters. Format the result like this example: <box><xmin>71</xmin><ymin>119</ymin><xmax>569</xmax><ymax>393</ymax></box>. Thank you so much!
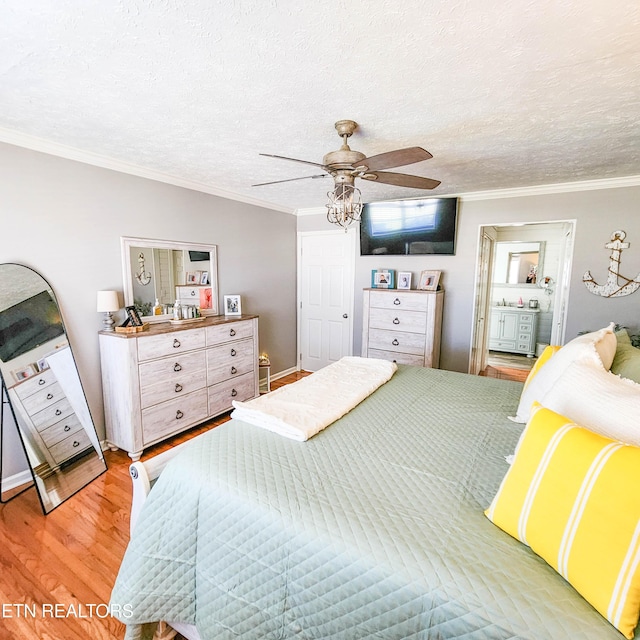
<box><xmin>121</xmin><ymin>236</ymin><xmax>219</xmax><ymax>322</ymax></box>
<box><xmin>492</xmin><ymin>240</ymin><xmax>546</xmax><ymax>287</ymax></box>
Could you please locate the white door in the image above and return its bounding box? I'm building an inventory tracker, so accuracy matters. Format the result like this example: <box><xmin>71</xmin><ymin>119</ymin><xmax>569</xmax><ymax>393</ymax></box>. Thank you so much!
<box><xmin>298</xmin><ymin>230</ymin><xmax>356</xmax><ymax>371</ymax></box>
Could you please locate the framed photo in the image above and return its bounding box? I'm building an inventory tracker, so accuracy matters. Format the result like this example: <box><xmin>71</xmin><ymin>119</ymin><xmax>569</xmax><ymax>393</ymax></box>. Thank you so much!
<box><xmin>397</xmin><ymin>272</ymin><xmax>412</xmax><ymax>290</ymax></box>
<box><xmin>186</xmin><ymin>272</ymin><xmax>198</xmax><ymax>285</ymax></box>
<box><xmin>371</xmin><ymin>269</ymin><xmax>395</xmax><ymax>289</ymax></box>
<box><xmin>13</xmin><ymin>364</ymin><xmax>36</xmax><ymax>382</ymax></box>
<box><xmin>36</xmin><ymin>357</ymin><xmax>49</xmax><ymax>372</ymax></box>
<box><xmin>200</xmin><ymin>271</ymin><xmax>209</xmax><ymax>285</ymax></box>
<box><xmin>418</xmin><ymin>270</ymin><xmax>441</xmax><ymax>291</ymax></box>
<box><xmin>224</xmin><ymin>294</ymin><xmax>242</xmax><ymax>316</ymax></box>
<box><xmin>125</xmin><ymin>305</ymin><xmax>143</xmax><ymax>326</ymax></box>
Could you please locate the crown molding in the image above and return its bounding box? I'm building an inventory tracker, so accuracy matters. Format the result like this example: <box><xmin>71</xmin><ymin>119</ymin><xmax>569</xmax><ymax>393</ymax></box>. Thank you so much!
<box><xmin>0</xmin><ymin>127</ymin><xmax>295</xmax><ymax>215</ymax></box>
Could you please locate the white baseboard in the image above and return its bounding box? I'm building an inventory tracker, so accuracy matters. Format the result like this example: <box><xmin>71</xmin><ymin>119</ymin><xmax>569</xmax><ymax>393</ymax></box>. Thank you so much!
<box><xmin>2</xmin><ymin>469</ymin><xmax>33</xmax><ymax>492</ymax></box>
<box><xmin>271</xmin><ymin>366</ymin><xmax>299</xmax><ymax>381</ymax></box>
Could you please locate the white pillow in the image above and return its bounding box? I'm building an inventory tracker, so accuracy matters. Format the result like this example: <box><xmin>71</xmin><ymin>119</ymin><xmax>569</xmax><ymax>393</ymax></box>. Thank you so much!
<box><xmin>542</xmin><ymin>359</ymin><xmax>640</xmax><ymax>446</ymax></box>
<box><xmin>511</xmin><ymin>323</ymin><xmax>616</xmax><ymax>423</ymax></box>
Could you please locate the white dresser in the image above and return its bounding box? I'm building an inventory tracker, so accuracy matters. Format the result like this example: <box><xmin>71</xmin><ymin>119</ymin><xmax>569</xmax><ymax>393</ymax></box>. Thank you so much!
<box><xmin>8</xmin><ymin>368</ymin><xmax>93</xmax><ymax>472</ymax></box>
<box><xmin>361</xmin><ymin>289</ymin><xmax>444</xmax><ymax>367</ymax></box>
<box><xmin>489</xmin><ymin>307</ymin><xmax>539</xmax><ymax>357</ymax></box>
<box><xmin>99</xmin><ymin>315</ymin><xmax>259</xmax><ymax>460</ymax></box>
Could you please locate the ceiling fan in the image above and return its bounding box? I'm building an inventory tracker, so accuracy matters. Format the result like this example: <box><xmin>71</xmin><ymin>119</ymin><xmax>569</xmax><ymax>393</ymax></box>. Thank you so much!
<box><xmin>253</xmin><ymin>120</ymin><xmax>441</xmax><ymax>228</ymax></box>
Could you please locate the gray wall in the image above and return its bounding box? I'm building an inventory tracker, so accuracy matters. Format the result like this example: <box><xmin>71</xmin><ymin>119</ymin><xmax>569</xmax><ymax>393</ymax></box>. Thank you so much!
<box><xmin>0</xmin><ymin>142</ymin><xmax>298</xmax><ymax>455</ymax></box>
<box><xmin>298</xmin><ymin>185</ymin><xmax>640</xmax><ymax>372</ymax></box>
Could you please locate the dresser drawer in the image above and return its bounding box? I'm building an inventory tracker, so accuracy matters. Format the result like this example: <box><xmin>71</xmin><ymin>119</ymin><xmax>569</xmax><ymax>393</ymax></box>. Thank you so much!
<box><xmin>369</xmin><ymin>307</ymin><xmax>427</xmax><ymax>334</ymax></box>
<box><xmin>48</xmin><ymin>429</ymin><xmax>92</xmax><ymax>465</ymax></box>
<box><xmin>31</xmin><ymin>398</ymin><xmax>75</xmax><ymax>430</ymax></box>
<box><xmin>367</xmin><ymin>349</ymin><xmax>425</xmax><ymax>366</ymax></box>
<box><xmin>208</xmin><ymin>372</ymin><xmax>255</xmax><ymax>416</ymax></box>
<box><xmin>141</xmin><ymin>389</ymin><xmax>209</xmax><ymax>445</ymax></box>
<box><xmin>21</xmin><ymin>382</ymin><xmax>66</xmax><ymax>415</ymax></box>
<box><xmin>369</xmin><ymin>290</ymin><xmax>428</xmax><ymax>312</ymax></box>
<box><xmin>368</xmin><ymin>329</ymin><xmax>426</xmax><ymax>356</ymax></box>
<box><xmin>207</xmin><ymin>338</ymin><xmax>255</xmax><ymax>385</ymax></box>
<box><xmin>40</xmin><ymin>414</ymin><xmax>83</xmax><ymax>448</ymax></box>
<box><xmin>137</xmin><ymin>327</ymin><xmax>206</xmax><ymax>362</ymax></box>
<box><xmin>206</xmin><ymin>320</ymin><xmax>254</xmax><ymax>345</ymax></box>
<box><xmin>13</xmin><ymin>369</ymin><xmax>56</xmax><ymax>400</ymax></box>
<box><xmin>139</xmin><ymin>351</ymin><xmax>207</xmax><ymax>409</ymax></box>
<box><xmin>491</xmin><ymin>339</ymin><xmax>517</xmax><ymax>351</ymax></box>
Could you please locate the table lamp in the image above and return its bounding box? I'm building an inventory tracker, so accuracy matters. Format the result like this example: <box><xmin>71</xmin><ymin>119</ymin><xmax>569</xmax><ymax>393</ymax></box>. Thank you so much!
<box><xmin>97</xmin><ymin>290</ymin><xmax>120</xmax><ymax>332</ymax></box>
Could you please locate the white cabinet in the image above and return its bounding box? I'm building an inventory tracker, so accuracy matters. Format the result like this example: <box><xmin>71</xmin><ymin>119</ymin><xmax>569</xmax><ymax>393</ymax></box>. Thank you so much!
<box><xmin>99</xmin><ymin>316</ymin><xmax>259</xmax><ymax>460</ymax></box>
<box><xmin>8</xmin><ymin>367</ymin><xmax>92</xmax><ymax>471</ymax></box>
<box><xmin>489</xmin><ymin>307</ymin><xmax>539</xmax><ymax>357</ymax></box>
<box><xmin>361</xmin><ymin>289</ymin><xmax>444</xmax><ymax>367</ymax></box>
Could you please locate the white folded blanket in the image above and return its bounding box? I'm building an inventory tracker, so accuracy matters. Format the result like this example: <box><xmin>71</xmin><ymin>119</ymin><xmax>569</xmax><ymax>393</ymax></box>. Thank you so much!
<box><xmin>231</xmin><ymin>356</ymin><xmax>397</xmax><ymax>441</ymax></box>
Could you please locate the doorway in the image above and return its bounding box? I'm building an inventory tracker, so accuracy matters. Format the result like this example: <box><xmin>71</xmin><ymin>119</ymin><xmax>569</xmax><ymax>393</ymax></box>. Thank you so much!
<box><xmin>469</xmin><ymin>220</ymin><xmax>575</xmax><ymax>375</ymax></box>
<box><xmin>297</xmin><ymin>229</ymin><xmax>357</xmax><ymax>371</ymax></box>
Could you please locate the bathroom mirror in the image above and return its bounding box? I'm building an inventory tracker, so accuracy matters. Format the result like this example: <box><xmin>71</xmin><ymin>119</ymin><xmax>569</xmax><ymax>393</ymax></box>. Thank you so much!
<box><xmin>0</xmin><ymin>263</ymin><xmax>107</xmax><ymax>513</ymax></box>
<box><xmin>492</xmin><ymin>241</ymin><xmax>545</xmax><ymax>286</ymax></box>
<box><xmin>121</xmin><ymin>236</ymin><xmax>219</xmax><ymax>322</ymax></box>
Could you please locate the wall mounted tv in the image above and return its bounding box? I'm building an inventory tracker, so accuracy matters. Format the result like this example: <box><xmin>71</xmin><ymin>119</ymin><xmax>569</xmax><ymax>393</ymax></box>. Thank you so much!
<box><xmin>0</xmin><ymin>291</ymin><xmax>65</xmax><ymax>363</ymax></box>
<box><xmin>360</xmin><ymin>197</ymin><xmax>458</xmax><ymax>255</ymax></box>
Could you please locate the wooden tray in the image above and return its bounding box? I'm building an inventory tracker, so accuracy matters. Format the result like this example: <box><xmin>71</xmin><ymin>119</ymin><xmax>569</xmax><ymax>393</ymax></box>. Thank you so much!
<box><xmin>169</xmin><ymin>317</ymin><xmax>206</xmax><ymax>326</ymax></box>
<box><xmin>115</xmin><ymin>322</ymin><xmax>150</xmax><ymax>334</ymax></box>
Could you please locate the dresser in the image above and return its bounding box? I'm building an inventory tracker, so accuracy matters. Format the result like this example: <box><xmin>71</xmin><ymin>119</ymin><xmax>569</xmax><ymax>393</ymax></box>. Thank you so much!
<box><xmin>489</xmin><ymin>307</ymin><xmax>539</xmax><ymax>357</ymax></box>
<box><xmin>361</xmin><ymin>289</ymin><xmax>444</xmax><ymax>367</ymax></box>
<box><xmin>8</xmin><ymin>367</ymin><xmax>93</xmax><ymax>472</ymax></box>
<box><xmin>99</xmin><ymin>315</ymin><xmax>259</xmax><ymax>460</ymax></box>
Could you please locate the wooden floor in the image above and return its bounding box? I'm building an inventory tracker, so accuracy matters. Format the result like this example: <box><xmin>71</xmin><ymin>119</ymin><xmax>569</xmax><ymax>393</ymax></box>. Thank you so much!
<box><xmin>0</xmin><ymin>366</ymin><xmax>522</xmax><ymax>639</ymax></box>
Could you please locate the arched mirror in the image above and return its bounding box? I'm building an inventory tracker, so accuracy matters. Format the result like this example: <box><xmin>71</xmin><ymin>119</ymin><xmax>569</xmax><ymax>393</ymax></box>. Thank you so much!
<box><xmin>0</xmin><ymin>264</ymin><xmax>107</xmax><ymax>513</ymax></box>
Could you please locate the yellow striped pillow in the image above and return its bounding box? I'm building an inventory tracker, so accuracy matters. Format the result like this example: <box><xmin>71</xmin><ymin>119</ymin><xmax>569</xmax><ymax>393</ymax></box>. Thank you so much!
<box><xmin>486</xmin><ymin>404</ymin><xmax>640</xmax><ymax>638</ymax></box>
<box><xmin>522</xmin><ymin>344</ymin><xmax>562</xmax><ymax>390</ymax></box>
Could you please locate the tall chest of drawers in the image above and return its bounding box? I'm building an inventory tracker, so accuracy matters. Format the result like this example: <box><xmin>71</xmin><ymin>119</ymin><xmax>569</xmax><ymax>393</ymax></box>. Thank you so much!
<box><xmin>99</xmin><ymin>315</ymin><xmax>259</xmax><ymax>460</ymax></box>
<box><xmin>362</xmin><ymin>289</ymin><xmax>444</xmax><ymax>367</ymax></box>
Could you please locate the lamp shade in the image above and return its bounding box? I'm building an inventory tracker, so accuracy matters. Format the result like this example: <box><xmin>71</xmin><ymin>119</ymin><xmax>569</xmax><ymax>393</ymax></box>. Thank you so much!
<box><xmin>97</xmin><ymin>290</ymin><xmax>120</xmax><ymax>313</ymax></box>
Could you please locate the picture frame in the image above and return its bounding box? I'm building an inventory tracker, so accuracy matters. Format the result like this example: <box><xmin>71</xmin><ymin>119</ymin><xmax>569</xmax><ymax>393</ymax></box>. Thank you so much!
<box><xmin>371</xmin><ymin>269</ymin><xmax>395</xmax><ymax>289</ymax></box>
<box><xmin>224</xmin><ymin>294</ymin><xmax>242</xmax><ymax>316</ymax></box>
<box><xmin>200</xmin><ymin>271</ymin><xmax>209</xmax><ymax>285</ymax></box>
<box><xmin>13</xmin><ymin>364</ymin><xmax>36</xmax><ymax>382</ymax></box>
<box><xmin>36</xmin><ymin>357</ymin><xmax>49</xmax><ymax>372</ymax></box>
<box><xmin>125</xmin><ymin>305</ymin><xmax>143</xmax><ymax>326</ymax></box>
<box><xmin>186</xmin><ymin>272</ymin><xmax>198</xmax><ymax>285</ymax></box>
<box><xmin>418</xmin><ymin>270</ymin><xmax>441</xmax><ymax>291</ymax></box>
<box><xmin>397</xmin><ymin>272</ymin><xmax>412</xmax><ymax>290</ymax></box>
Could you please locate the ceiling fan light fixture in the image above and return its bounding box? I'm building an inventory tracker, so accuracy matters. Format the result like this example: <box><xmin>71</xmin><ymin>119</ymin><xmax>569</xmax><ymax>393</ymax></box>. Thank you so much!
<box><xmin>326</xmin><ymin>183</ymin><xmax>363</xmax><ymax>230</ymax></box>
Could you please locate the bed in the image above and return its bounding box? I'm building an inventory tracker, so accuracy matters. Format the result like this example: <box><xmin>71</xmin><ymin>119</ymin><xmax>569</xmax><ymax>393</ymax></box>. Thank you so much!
<box><xmin>110</xmin><ymin>353</ymin><xmax>640</xmax><ymax>640</ymax></box>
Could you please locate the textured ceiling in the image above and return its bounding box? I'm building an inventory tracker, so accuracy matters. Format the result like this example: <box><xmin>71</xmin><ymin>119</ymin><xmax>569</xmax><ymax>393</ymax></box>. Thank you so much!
<box><xmin>1</xmin><ymin>1</ymin><xmax>639</xmax><ymax>213</ymax></box>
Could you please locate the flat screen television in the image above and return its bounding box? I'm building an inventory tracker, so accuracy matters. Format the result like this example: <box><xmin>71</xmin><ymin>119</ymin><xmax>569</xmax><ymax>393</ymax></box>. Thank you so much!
<box><xmin>360</xmin><ymin>197</ymin><xmax>458</xmax><ymax>255</ymax></box>
<box><xmin>0</xmin><ymin>291</ymin><xmax>65</xmax><ymax>362</ymax></box>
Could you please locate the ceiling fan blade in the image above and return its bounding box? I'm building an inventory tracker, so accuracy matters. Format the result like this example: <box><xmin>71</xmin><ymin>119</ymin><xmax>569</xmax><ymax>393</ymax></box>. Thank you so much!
<box><xmin>358</xmin><ymin>147</ymin><xmax>433</xmax><ymax>172</ymax></box>
<box><xmin>252</xmin><ymin>174</ymin><xmax>329</xmax><ymax>187</ymax></box>
<box><xmin>362</xmin><ymin>171</ymin><xmax>441</xmax><ymax>190</ymax></box>
<box><xmin>259</xmin><ymin>153</ymin><xmax>327</xmax><ymax>169</ymax></box>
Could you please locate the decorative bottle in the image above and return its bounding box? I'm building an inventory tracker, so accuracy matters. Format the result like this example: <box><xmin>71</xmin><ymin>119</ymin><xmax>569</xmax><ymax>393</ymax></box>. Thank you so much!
<box><xmin>173</xmin><ymin>299</ymin><xmax>181</xmax><ymax>320</ymax></box>
<box><xmin>153</xmin><ymin>298</ymin><xmax>162</xmax><ymax>315</ymax></box>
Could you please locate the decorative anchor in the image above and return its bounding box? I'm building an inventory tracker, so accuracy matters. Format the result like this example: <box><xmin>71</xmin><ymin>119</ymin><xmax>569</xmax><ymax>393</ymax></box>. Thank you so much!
<box><xmin>134</xmin><ymin>252</ymin><xmax>152</xmax><ymax>286</ymax></box>
<box><xmin>582</xmin><ymin>230</ymin><xmax>640</xmax><ymax>298</ymax></box>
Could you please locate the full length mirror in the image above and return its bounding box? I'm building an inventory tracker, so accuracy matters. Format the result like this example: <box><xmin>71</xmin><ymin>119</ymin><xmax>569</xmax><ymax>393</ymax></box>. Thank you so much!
<box><xmin>0</xmin><ymin>263</ymin><xmax>107</xmax><ymax>513</ymax></box>
<box><xmin>121</xmin><ymin>236</ymin><xmax>219</xmax><ymax>322</ymax></box>
<box><xmin>492</xmin><ymin>241</ymin><xmax>545</xmax><ymax>286</ymax></box>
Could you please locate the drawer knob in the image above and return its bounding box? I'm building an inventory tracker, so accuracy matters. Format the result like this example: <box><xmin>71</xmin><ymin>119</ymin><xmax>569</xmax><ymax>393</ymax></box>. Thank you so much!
<box><xmin>173</xmin><ymin>338</ymin><xmax>181</xmax><ymax>348</ymax></box>
<box><xmin>176</xmin><ymin>410</ymin><xmax>184</xmax><ymax>420</ymax></box>
<box><xmin>392</xmin><ymin>338</ymin><xmax>400</xmax><ymax>346</ymax></box>
<box><xmin>230</xmin><ymin>348</ymin><xmax>237</xmax><ymax>357</ymax></box>
<box><xmin>231</xmin><ymin>366</ymin><xmax>237</xmax><ymax>374</ymax></box>
<box><xmin>393</xmin><ymin>317</ymin><xmax>400</xmax><ymax>325</ymax></box>
<box><xmin>190</xmin><ymin>290</ymin><xmax>196</xmax><ymax>296</ymax></box>
<box><xmin>46</xmin><ymin>392</ymin><xmax>54</xmax><ymax>400</ymax></box>
<box><xmin>64</xmin><ymin>425</ymin><xmax>71</xmax><ymax>432</ymax></box>
<box><xmin>393</xmin><ymin>298</ymin><xmax>401</xmax><ymax>305</ymax></box>
<box><xmin>38</xmin><ymin>378</ymin><xmax>46</xmax><ymax>386</ymax></box>
<box><xmin>230</xmin><ymin>328</ymin><xmax>236</xmax><ymax>336</ymax></box>
<box><xmin>174</xmin><ymin>363</ymin><xmax>182</xmax><ymax>372</ymax></box>
<box><xmin>175</xmin><ymin>383</ymin><xmax>183</xmax><ymax>393</ymax></box>
<box><xmin>55</xmin><ymin>409</ymin><xmax>62</xmax><ymax>416</ymax></box>
<box><xmin>73</xmin><ymin>440</ymin><xmax>80</xmax><ymax>448</ymax></box>
<box><xmin>231</xmin><ymin>389</ymin><xmax>238</xmax><ymax>397</ymax></box>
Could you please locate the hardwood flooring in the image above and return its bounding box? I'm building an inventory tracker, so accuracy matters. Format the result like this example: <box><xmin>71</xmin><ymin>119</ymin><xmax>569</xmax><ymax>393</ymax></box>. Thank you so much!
<box><xmin>0</xmin><ymin>365</ymin><xmax>522</xmax><ymax>640</ymax></box>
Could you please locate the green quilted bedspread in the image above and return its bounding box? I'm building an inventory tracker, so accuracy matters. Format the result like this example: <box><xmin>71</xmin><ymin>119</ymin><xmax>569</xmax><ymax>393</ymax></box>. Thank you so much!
<box><xmin>111</xmin><ymin>365</ymin><xmax>637</xmax><ymax>639</ymax></box>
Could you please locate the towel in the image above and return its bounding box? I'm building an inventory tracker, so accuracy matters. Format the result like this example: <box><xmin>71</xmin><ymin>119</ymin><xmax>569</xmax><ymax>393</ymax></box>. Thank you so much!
<box><xmin>231</xmin><ymin>356</ymin><xmax>397</xmax><ymax>441</ymax></box>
